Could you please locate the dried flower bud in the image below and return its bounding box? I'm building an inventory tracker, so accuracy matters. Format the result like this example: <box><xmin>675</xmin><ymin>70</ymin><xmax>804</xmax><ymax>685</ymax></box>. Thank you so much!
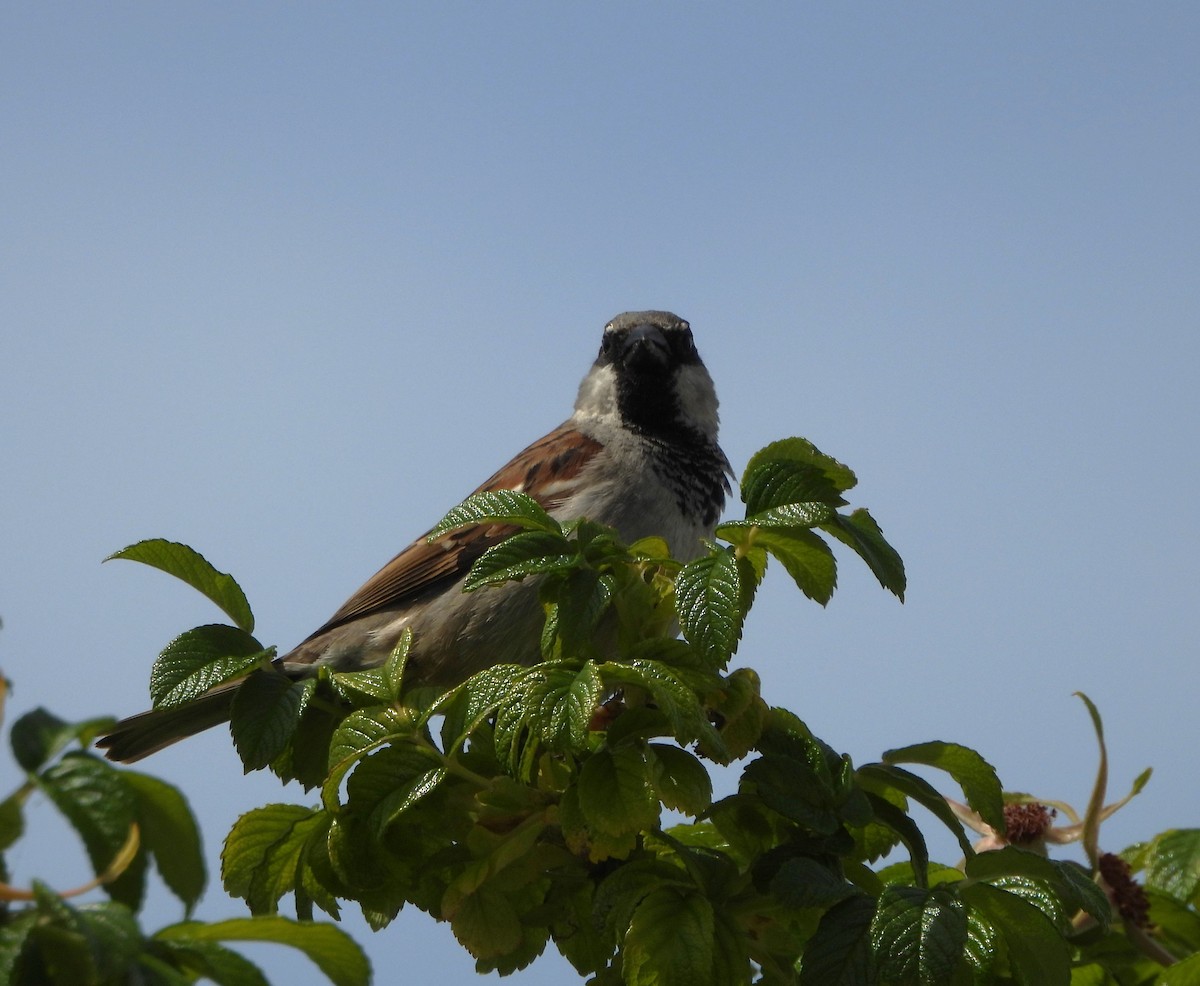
<box><xmin>1098</xmin><ymin>852</ymin><xmax>1151</xmax><ymax>928</ymax></box>
<box><xmin>1003</xmin><ymin>803</ymin><xmax>1055</xmax><ymax>845</ymax></box>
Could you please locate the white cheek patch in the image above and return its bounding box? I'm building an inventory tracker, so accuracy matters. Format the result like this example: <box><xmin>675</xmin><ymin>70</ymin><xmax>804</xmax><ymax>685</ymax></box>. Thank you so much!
<box><xmin>674</xmin><ymin>365</ymin><xmax>721</xmax><ymax>438</ymax></box>
<box><xmin>573</xmin><ymin>363</ymin><xmax>619</xmax><ymax>419</ymax></box>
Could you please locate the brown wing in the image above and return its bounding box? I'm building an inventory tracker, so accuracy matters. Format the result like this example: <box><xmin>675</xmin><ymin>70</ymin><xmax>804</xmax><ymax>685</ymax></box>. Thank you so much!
<box><xmin>296</xmin><ymin>422</ymin><xmax>602</xmax><ymax>642</ymax></box>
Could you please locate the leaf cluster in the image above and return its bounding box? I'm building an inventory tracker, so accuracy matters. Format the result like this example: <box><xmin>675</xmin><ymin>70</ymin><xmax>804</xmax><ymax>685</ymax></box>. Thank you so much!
<box><xmin>0</xmin><ymin>698</ymin><xmax>368</xmax><ymax>986</ymax></box>
<box><xmin>10</xmin><ymin>435</ymin><xmax>1197</xmax><ymax>985</ymax></box>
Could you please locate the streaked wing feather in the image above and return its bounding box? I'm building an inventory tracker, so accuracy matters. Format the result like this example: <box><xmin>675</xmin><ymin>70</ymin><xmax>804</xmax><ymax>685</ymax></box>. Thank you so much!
<box><xmin>298</xmin><ymin>422</ymin><xmax>602</xmax><ymax>639</ymax></box>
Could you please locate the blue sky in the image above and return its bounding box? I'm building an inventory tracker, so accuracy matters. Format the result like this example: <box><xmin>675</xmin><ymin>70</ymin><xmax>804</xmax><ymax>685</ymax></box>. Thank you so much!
<box><xmin>3</xmin><ymin>4</ymin><xmax>1197</xmax><ymax>982</ymax></box>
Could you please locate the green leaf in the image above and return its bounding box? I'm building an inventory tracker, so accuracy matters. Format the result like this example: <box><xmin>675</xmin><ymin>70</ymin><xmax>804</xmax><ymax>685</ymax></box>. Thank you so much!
<box><xmin>741</xmin><ymin>438</ymin><xmax>857</xmax><ymax>513</ymax></box>
<box><xmin>857</xmin><ymin>762</ymin><xmax>976</xmax><ymax>860</ymax></box>
<box><xmin>1141</xmin><ymin>829</ymin><xmax>1200</xmax><ymax>905</ymax></box>
<box><xmin>0</xmin><ymin>789</ymin><xmax>24</xmax><ymax>852</ymax></box>
<box><xmin>229</xmin><ymin>671</ymin><xmax>309</xmax><ymax>771</ymax></box>
<box><xmin>870</xmin><ymin>885</ymin><xmax>968</xmax><ymax>986</ymax></box>
<box><xmin>962</xmin><ymin>909</ymin><xmax>1000</xmax><ymax>982</ymax></box>
<box><xmin>323</xmin><ymin>706</ymin><xmax>414</xmax><ymax>808</ymax></box>
<box><xmin>961</xmin><ymin>881</ymin><xmax>1071</xmax><ymax>986</ymax></box>
<box><xmin>598</xmin><ymin>659</ymin><xmax>724</xmax><ymax>753</ymax></box>
<box><xmin>381</xmin><ymin>627</ymin><xmax>413</xmax><ymax>701</ymax></box>
<box><xmin>433</xmin><ymin>663</ymin><xmax>539</xmax><ymax>752</ymax></box>
<box><xmin>149</xmin><ymin>937</ymin><xmax>270</xmax><ymax>986</ymax></box>
<box><xmin>1159</xmin><ymin>953</ymin><xmax>1200</xmax><ymax>986</ymax></box>
<box><xmin>623</xmin><ymin>887</ymin><xmax>715</xmax><ymax>986</ymax></box>
<box><xmin>11</xmin><ymin>708</ymin><xmax>79</xmax><ymax>772</ymax></box>
<box><xmin>447</xmin><ymin>885</ymin><xmax>523</xmax><ymax>960</ymax></box>
<box><xmin>107</xmin><ymin>539</ymin><xmax>255</xmax><ymax>632</ymax></box>
<box><xmin>966</xmin><ymin>847</ymin><xmax>1110</xmax><ymax>931</ymax></box>
<box><xmin>821</xmin><ymin>508</ymin><xmax>906</xmax><ymax>601</ymax></box>
<box><xmin>742</xmin><ymin>754</ymin><xmax>841</xmax><ymax>835</ymax></box>
<box><xmin>0</xmin><ymin>910</ymin><xmax>37</xmax><ymax>986</ymax></box>
<box><xmin>751</xmin><ymin>527</ymin><xmax>838</xmax><ymax>604</ymax></box>
<box><xmin>527</xmin><ymin>661</ymin><xmax>604</xmax><ymax>751</ymax></box>
<box><xmin>577</xmin><ymin>744</ymin><xmax>659</xmax><ymax>837</ymax></box>
<box><xmin>864</xmin><ymin>792</ymin><xmax>930</xmax><ymax>888</ymax></box>
<box><xmin>676</xmin><ymin>547</ymin><xmax>756</xmax><ymax>667</ymax></box>
<box><xmin>718</xmin><ymin>500</ymin><xmax>837</xmax><ymax>534</ymax></box>
<box><xmin>647</xmin><ymin>743</ymin><xmax>713</xmax><ymax>815</ymax></box>
<box><xmin>154</xmin><ymin>916</ymin><xmax>370</xmax><ymax>986</ymax></box>
<box><xmin>799</xmin><ymin>893</ymin><xmax>877</xmax><ymax>986</ymax></box>
<box><xmin>149</xmin><ymin>624</ymin><xmax>272</xmax><ymax>709</ymax></box>
<box><xmin>551</xmin><ymin>569</ymin><xmax>616</xmax><ymax>659</ymax></box>
<box><xmin>39</xmin><ymin>753</ymin><xmax>139</xmax><ymax>900</ymax></box>
<box><xmin>122</xmin><ymin>770</ymin><xmax>206</xmax><ymax>914</ymax></box>
<box><xmin>1146</xmin><ymin>889</ymin><xmax>1200</xmax><ymax>962</ymax></box>
<box><xmin>884</xmin><ymin>741</ymin><xmax>1004</xmax><ymax>835</ymax></box>
<box><xmin>771</xmin><ymin>856</ymin><xmax>856</xmax><ymax>909</ymax></box>
<box><xmin>222</xmin><ymin>804</ymin><xmax>318</xmax><ymax>911</ymax></box>
<box><xmin>464</xmin><ymin>530</ymin><xmax>576</xmax><ymax>589</ymax></box>
<box><xmin>427</xmin><ymin>490</ymin><xmax>562</xmax><ymax>541</ymax></box>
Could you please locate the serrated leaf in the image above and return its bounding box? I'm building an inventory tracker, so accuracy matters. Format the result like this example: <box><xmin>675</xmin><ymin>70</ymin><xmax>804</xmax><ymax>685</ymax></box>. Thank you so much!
<box><xmin>1141</xmin><ymin>829</ymin><xmax>1200</xmax><ymax>905</ymax></box>
<box><xmin>381</xmin><ymin>627</ymin><xmax>413</xmax><ymax>701</ymax></box>
<box><xmin>822</xmin><ymin>508</ymin><xmax>906</xmax><ymax>601</ymax></box>
<box><xmin>870</xmin><ymin>885</ymin><xmax>968</xmax><ymax>986</ymax></box>
<box><xmin>433</xmin><ymin>663</ymin><xmax>539</xmax><ymax>753</ymax></box>
<box><xmin>464</xmin><ymin>530</ymin><xmax>576</xmax><ymax>589</ymax></box>
<box><xmin>966</xmin><ymin>847</ymin><xmax>1106</xmax><ymax>931</ymax></box>
<box><xmin>222</xmin><ymin>804</ymin><xmax>317</xmax><ymax>909</ymax></box>
<box><xmin>150</xmin><ymin>625</ymin><xmax>272</xmax><ymax>709</ymax></box>
<box><xmin>799</xmin><ymin>893</ymin><xmax>877</xmax><ymax>986</ymax></box>
<box><xmin>447</xmin><ymin>885</ymin><xmax>523</xmax><ymax>960</ymax></box>
<box><xmin>676</xmin><ymin>547</ymin><xmax>756</xmax><ymax>667</ymax></box>
<box><xmin>718</xmin><ymin>500</ymin><xmax>837</xmax><ymax>535</ymax></box>
<box><xmin>624</xmin><ymin>887</ymin><xmax>715</xmax><ymax>986</ymax></box>
<box><xmin>122</xmin><ymin>770</ymin><xmax>206</xmax><ymax>913</ymax></box>
<box><xmin>427</xmin><ymin>490</ymin><xmax>561</xmax><ymax>541</ymax></box>
<box><xmin>107</xmin><ymin>539</ymin><xmax>254</xmax><ymax>632</ymax></box>
<box><xmin>884</xmin><ymin>741</ymin><xmax>1004</xmax><ymax>835</ymax></box>
<box><xmin>647</xmin><ymin>743</ymin><xmax>712</xmax><ymax>815</ymax></box>
<box><xmin>155</xmin><ymin>916</ymin><xmax>369</xmax><ymax>986</ymax></box>
<box><xmin>962</xmin><ymin>908</ymin><xmax>999</xmax><ymax>981</ymax></box>
<box><xmin>527</xmin><ymin>661</ymin><xmax>604</xmax><ymax>751</ymax></box>
<box><xmin>598</xmin><ymin>659</ymin><xmax>723</xmax><ymax>753</ymax></box>
<box><xmin>552</xmin><ymin>569</ymin><xmax>616</xmax><ymax>659</ymax></box>
<box><xmin>961</xmin><ymin>881</ymin><xmax>1071</xmax><ymax>986</ymax></box>
<box><xmin>742</xmin><ymin>754</ymin><xmax>841</xmax><ymax>835</ymax></box>
<box><xmin>578</xmin><ymin>745</ymin><xmax>659</xmax><ymax>836</ymax></box>
<box><xmin>373</xmin><ymin>767</ymin><xmax>447</xmax><ymax>833</ymax></box>
<box><xmin>741</xmin><ymin>438</ymin><xmax>857</xmax><ymax>513</ymax></box>
<box><xmin>752</xmin><ymin>527</ymin><xmax>838</xmax><ymax>604</ymax></box>
<box><xmin>230</xmin><ymin>671</ymin><xmax>308</xmax><ymax>772</ymax></box>
<box><xmin>323</xmin><ymin>706</ymin><xmax>414</xmax><ymax>809</ymax></box>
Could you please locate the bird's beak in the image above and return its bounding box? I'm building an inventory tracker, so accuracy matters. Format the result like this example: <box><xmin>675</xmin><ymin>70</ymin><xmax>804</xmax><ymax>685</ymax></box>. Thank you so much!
<box><xmin>621</xmin><ymin>322</ymin><xmax>671</xmax><ymax>370</ymax></box>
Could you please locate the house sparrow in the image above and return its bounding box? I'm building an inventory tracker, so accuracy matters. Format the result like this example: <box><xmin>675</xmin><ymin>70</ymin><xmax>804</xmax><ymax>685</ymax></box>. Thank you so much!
<box><xmin>99</xmin><ymin>311</ymin><xmax>730</xmax><ymax>762</ymax></box>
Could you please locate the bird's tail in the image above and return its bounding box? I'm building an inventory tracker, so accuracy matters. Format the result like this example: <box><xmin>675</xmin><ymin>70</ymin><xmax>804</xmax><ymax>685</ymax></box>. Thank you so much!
<box><xmin>96</xmin><ymin>685</ymin><xmax>239</xmax><ymax>763</ymax></box>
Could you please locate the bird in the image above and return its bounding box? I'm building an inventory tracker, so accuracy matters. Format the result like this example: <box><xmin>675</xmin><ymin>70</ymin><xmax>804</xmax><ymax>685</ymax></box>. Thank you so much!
<box><xmin>98</xmin><ymin>311</ymin><xmax>731</xmax><ymax>762</ymax></box>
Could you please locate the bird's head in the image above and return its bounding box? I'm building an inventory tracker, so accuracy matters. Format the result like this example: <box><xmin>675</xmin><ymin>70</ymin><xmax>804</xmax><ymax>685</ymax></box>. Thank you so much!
<box><xmin>574</xmin><ymin>310</ymin><xmax>720</xmax><ymax>442</ymax></box>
